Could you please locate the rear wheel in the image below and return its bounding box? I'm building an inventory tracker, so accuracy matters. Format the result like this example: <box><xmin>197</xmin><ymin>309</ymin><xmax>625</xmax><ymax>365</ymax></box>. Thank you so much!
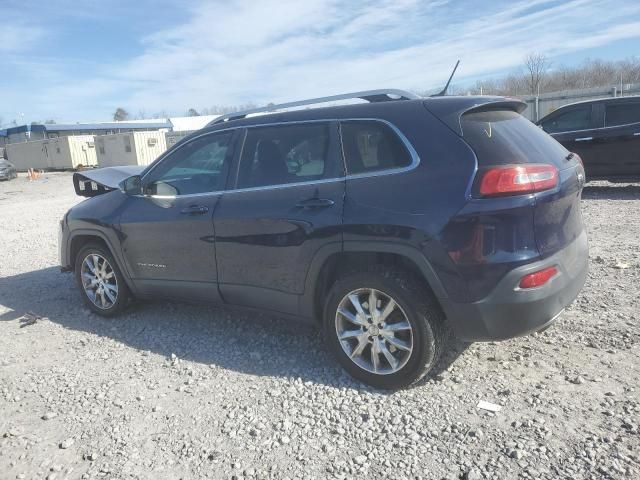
<box><xmin>324</xmin><ymin>269</ymin><xmax>446</xmax><ymax>389</ymax></box>
<box><xmin>75</xmin><ymin>243</ymin><xmax>130</xmax><ymax>316</ymax></box>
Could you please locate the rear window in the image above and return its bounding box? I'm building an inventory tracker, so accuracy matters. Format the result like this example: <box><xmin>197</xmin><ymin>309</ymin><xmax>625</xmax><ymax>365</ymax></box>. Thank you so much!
<box><xmin>461</xmin><ymin>110</ymin><xmax>568</xmax><ymax>166</ymax></box>
<box><xmin>605</xmin><ymin>103</ymin><xmax>640</xmax><ymax>127</ymax></box>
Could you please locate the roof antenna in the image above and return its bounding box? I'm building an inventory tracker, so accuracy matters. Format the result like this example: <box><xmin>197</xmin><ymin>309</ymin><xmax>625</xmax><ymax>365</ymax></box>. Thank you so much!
<box><xmin>432</xmin><ymin>60</ymin><xmax>460</xmax><ymax>97</ymax></box>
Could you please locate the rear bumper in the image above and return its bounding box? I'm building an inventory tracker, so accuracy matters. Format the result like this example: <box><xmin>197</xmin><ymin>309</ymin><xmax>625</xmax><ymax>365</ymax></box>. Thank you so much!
<box><xmin>440</xmin><ymin>230</ymin><xmax>588</xmax><ymax>341</ymax></box>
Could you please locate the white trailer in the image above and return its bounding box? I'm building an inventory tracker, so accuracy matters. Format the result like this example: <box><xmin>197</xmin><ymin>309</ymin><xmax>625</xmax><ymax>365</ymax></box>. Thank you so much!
<box><xmin>5</xmin><ymin>136</ymin><xmax>98</xmax><ymax>171</ymax></box>
<box><xmin>96</xmin><ymin>131</ymin><xmax>167</xmax><ymax>167</ymax></box>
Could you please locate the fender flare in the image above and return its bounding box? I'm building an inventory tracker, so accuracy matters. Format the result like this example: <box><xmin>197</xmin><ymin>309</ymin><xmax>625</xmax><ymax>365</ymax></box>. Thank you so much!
<box><xmin>300</xmin><ymin>240</ymin><xmax>448</xmax><ymax>320</ymax></box>
<box><xmin>67</xmin><ymin>228</ymin><xmax>136</xmax><ymax>293</ymax></box>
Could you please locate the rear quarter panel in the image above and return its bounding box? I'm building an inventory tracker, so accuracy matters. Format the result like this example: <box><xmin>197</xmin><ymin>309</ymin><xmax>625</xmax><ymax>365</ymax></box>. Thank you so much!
<box><xmin>342</xmin><ymin>104</ymin><xmax>476</xmax><ymax>300</ymax></box>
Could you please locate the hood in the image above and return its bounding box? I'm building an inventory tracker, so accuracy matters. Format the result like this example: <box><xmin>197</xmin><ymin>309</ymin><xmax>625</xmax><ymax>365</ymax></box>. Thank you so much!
<box><xmin>73</xmin><ymin>165</ymin><xmax>145</xmax><ymax>197</ymax></box>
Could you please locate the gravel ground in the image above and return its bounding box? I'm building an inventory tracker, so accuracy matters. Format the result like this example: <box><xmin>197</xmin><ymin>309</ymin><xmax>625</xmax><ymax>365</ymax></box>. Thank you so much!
<box><xmin>0</xmin><ymin>172</ymin><xmax>639</xmax><ymax>480</ymax></box>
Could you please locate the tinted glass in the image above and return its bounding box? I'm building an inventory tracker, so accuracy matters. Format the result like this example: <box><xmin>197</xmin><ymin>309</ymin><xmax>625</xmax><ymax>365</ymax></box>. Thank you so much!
<box><xmin>145</xmin><ymin>132</ymin><xmax>233</xmax><ymax>196</ymax></box>
<box><xmin>341</xmin><ymin>121</ymin><xmax>411</xmax><ymax>175</ymax></box>
<box><xmin>605</xmin><ymin>103</ymin><xmax>640</xmax><ymax>127</ymax></box>
<box><xmin>461</xmin><ymin>110</ymin><xmax>568</xmax><ymax>167</ymax></box>
<box><xmin>541</xmin><ymin>105</ymin><xmax>592</xmax><ymax>133</ymax></box>
<box><xmin>237</xmin><ymin>123</ymin><xmax>331</xmax><ymax>188</ymax></box>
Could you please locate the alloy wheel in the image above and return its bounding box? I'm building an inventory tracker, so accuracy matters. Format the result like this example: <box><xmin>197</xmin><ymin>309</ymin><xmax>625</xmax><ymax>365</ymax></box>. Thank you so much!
<box><xmin>80</xmin><ymin>253</ymin><xmax>118</xmax><ymax>309</ymax></box>
<box><xmin>335</xmin><ymin>288</ymin><xmax>414</xmax><ymax>375</ymax></box>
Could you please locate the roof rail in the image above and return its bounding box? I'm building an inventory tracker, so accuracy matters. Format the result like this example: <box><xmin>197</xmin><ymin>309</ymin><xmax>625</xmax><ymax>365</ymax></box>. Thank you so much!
<box><xmin>209</xmin><ymin>89</ymin><xmax>420</xmax><ymax>125</ymax></box>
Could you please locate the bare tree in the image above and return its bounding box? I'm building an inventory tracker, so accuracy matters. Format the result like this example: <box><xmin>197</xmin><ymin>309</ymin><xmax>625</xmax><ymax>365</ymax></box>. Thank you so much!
<box><xmin>134</xmin><ymin>109</ymin><xmax>147</xmax><ymax>120</ymax></box>
<box><xmin>206</xmin><ymin>102</ymin><xmax>258</xmax><ymax>114</ymax></box>
<box><xmin>186</xmin><ymin>108</ymin><xmax>199</xmax><ymax>117</ymax></box>
<box><xmin>113</xmin><ymin>108</ymin><xmax>129</xmax><ymax>121</ymax></box>
<box><xmin>524</xmin><ymin>53</ymin><xmax>550</xmax><ymax>95</ymax></box>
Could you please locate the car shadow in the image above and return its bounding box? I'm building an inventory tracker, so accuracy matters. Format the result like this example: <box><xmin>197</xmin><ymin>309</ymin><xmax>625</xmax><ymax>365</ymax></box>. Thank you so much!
<box><xmin>582</xmin><ymin>183</ymin><xmax>640</xmax><ymax>200</ymax></box>
<box><xmin>0</xmin><ymin>267</ymin><xmax>467</xmax><ymax>391</ymax></box>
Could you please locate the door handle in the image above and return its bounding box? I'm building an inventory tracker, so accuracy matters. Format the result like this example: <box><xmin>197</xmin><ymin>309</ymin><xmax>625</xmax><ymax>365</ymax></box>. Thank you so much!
<box><xmin>575</xmin><ymin>137</ymin><xmax>593</xmax><ymax>142</ymax></box>
<box><xmin>180</xmin><ymin>205</ymin><xmax>209</xmax><ymax>215</ymax></box>
<box><xmin>295</xmin><ymin>198</ymin><xmax>335</xmax><ymax>209</ymax></box>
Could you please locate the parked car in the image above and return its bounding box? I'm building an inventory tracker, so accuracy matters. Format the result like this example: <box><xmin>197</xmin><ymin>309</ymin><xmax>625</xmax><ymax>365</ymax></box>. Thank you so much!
<box><xmin>59</xmin><ymin>90</ymin><xmax>588</xmax><ymax>389</ymax></box>
<box><xmin>0</xmin><ymin>159</ymin><xmax>17</xmax><ymax>180</ymax></box>
<box><xmin>537</xmin><ymin>96</ymin><xmax>640</xmax><ymax>180</ymax></box>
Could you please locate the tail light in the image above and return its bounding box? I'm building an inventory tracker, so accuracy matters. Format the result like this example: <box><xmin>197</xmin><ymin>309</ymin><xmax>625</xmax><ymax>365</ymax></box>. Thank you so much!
<box><xmin>519</xmin><ymin>266</ymin><xmax>558</xmax><ymax>289</ymax></box>
<box><xmin>479</xmin><ymin>164</ymin><xmax>558</xmax><ymax>197</ymax></box>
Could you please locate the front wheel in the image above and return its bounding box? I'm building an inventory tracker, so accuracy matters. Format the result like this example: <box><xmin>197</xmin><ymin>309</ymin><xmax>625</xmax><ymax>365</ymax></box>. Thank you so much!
<box><xmin>75</xmin><ymin>243</ymin><xmax>130</xmax><ymax>316</ymax></box>
<box><xmin>324</xmin><ymin>269</ymin><xmax>446</xmax><ymax>389</ymax></box>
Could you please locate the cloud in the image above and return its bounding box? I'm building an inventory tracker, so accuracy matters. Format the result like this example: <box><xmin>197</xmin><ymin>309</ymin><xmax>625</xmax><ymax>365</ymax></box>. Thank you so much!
<box><xmin>0</xmin><ymin>22</ymin><xmax>46</xmax><ymax>52</ymax></box>
<box><xmin>2</xmin><ymin>0</ymin><xmax>640</xmax><ymax>121</ymax></box>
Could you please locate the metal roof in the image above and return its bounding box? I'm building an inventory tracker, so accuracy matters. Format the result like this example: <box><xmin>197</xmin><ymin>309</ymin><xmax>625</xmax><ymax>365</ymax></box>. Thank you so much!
<box><xmin>169</xmin><ymin>115</ymin><xmax>220</xmax><ymax>132</ymax></box>
<box><xmin>44</xmin><ymin>121</ymin><xmax>171</xmax><ymax>131</ymax></box>
<box><xmin>1</xmin><ymin>121</ymin><xmax>171</xmax><ymax>136</ymax></box>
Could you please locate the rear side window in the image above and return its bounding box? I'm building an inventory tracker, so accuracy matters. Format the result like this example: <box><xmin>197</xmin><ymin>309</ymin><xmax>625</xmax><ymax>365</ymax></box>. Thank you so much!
<box><xmin>541</xmin><ymin>105</ymin><xmax>592</xmax><ymax>133</ymax></box>
<box><xmin>341</xmin><ymin>121</ymin><xmax>412</xmax><ymax>175</ymax></box>
<box><xmin>237</xmin><ymin>123</ymin><xmax>333</xmax><ymax>188</ymax></box>
<box><xmin>606</xmin><ymin>103</ymin><xmax>640</xmax><ymax>127</ymax></box>
<box><xmin>461</xmin><ymin>110</ymin><xmax>568</xmax><ymax>166</ymax></box>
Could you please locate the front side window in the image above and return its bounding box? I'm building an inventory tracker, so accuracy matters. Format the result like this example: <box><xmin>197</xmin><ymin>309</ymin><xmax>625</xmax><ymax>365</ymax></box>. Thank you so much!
<box><xmin>237</xmin><ymin>123</ymin><xmax>332</xmax><ymax>188</ymax></box>
<box><xmin>341</xmin><ymin>121</ymin><xmax>412</xmax><ymax>175</ymax></box>
<box><xmin>144</xmin><ymin>132</ymin><xmax>233</xmax><ymax>196</ymax></box>
<box><xmin>541</xmin><ymin>105</ymin><xmax>592</xmax><ymax>133</ymax></box>
<box><xmin>605</xmin><ymin>103</ymin><xmax>640</xmax><ymax>127</ymax></box>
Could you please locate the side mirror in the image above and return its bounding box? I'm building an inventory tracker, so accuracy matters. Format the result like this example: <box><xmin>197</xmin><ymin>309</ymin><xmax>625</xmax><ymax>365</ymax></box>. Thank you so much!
<box><xmin>119</xmin><ymin>175</ymin><xmax>142</xmax><ymax>196</ymax></box>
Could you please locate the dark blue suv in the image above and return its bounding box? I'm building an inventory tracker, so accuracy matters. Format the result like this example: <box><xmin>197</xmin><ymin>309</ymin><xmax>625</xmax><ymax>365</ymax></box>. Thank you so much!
<box><xmin>59</xmin><ymin>90</ymin><xmax>588</xmax><ymax>389</ymax></box>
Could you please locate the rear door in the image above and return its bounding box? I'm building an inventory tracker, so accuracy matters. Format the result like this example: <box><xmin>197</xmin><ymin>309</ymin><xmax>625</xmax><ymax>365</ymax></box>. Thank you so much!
<box><xmin>213</xmin><ymin>121</ymin><xmax>344</xmax><ymax>315</ymax></box>
<box><xmin>118</xmin><ymin>130</ymin><xmax>239</xmax><ymax>301</ymax></box>
<box><xmin>602</xmin><ymin>100</ymin><xmax>640</xmax><ymax>177</ymax></box>
<box><xmin>540</xmin><ymin>103</ymin><xmax>603</xmax><ymax>176</ymax></box>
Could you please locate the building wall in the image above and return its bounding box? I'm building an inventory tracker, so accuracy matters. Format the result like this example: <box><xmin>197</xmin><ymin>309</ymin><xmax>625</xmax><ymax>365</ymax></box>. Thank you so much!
<box><xmin>133</xmin><ymin>131</ymin><xmax>167</xmax><ymax>166</ymax></box>
<box><xmin>6</xmin><ymin>139</ymin><xmax>51</xmax><ymax>170</ymax></box>
<box><xmin>518</xmin><ymin>83</ymin><xmax>640</xmax><ymax>121</ymax></box>
<box><xmin>5</xmin><ymin>136</ymin><xmax>98</xmax><ymax>170</ymax></box>
<box><xmin>96</xmin><ymin>133</ymin><xmax>139</xmax><ymax>167</ymax></box>
<box><xmin>7</xmin><ymin>131</ymin><xmax>47</xmax><ymax>144</ymax></box>
<box><xmin>67</xmin><ymin>136</ymin><xmax>98</xmax><ymax>168</ymax></box>
<box><xmin>166</xmin><ymin>131</ymin><xmax>190</xmax><ymax>148</ymax></box>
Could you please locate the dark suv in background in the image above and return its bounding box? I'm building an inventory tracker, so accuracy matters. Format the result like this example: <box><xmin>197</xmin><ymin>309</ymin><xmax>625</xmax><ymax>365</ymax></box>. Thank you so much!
<box><xmin>60</xmin><ymin>90</ymin><xmax>588</xmax><ymax>388</ymax></box>
<box><xmin>538</xmin><ymin>96</ymin><xmax>640</xmax><ymax>180</ymax></box>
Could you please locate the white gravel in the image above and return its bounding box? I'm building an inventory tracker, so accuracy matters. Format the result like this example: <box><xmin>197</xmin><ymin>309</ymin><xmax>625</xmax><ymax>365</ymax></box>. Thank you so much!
<box><xmin>1</xmin><ymin>172</ymin><xmax>639</xmax><ymax>479</ymax></box>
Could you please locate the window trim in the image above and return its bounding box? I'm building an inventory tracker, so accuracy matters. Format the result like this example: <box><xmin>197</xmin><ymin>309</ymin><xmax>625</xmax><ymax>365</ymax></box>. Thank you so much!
<box><xmin>139</xmin><ymin>118</ymin><xmax>420</xmax><ymax>199</ymax></box>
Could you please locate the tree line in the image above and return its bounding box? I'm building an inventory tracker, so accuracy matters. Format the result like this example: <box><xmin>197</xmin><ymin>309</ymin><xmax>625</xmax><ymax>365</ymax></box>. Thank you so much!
<box><xmin>470</xmin><ymin>54</ymin><xmax>640</xmax><ymax>97</ymax></box>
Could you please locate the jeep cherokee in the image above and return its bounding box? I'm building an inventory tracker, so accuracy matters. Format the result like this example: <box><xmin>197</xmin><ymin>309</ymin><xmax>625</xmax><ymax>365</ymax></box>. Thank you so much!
<box><xmin>59</xmin><ymin>90</ymin><xmax>588</xmax><ymax>389</ymax></box>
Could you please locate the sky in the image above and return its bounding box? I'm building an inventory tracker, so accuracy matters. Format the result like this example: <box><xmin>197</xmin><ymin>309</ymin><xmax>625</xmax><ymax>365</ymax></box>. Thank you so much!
<box><xmin>1</xmin><ymin>0</ymin><xmax>639</xmax><ymax>125</ymax></box>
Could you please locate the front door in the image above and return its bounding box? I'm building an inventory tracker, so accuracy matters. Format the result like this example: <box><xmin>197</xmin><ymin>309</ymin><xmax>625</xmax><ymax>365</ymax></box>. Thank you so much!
<box><xmin>118</xmin><ymin>130</ymin><xmax>239</xmax><ymax>301</ymax></box>
<box><xmin>213</xmin><ymin>121</ymin><xmax>344</xmax><ymax>315</ymax></box>
<box><xmin>542</xmin><ymin>103</ymin><xmax>600</xmax><ymax>172</ymax></box>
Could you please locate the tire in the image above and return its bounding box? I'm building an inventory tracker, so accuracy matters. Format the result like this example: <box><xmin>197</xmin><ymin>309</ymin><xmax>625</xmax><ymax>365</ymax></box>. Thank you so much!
<box><xmin>75</xmin><ymin>242</ymin><xmax>130</xmax><ymax>317</ymax></box>
<box><xmin>323</xmin><ymin>268</ymin><xmax>446</xmax><ymax>389</ymax></box>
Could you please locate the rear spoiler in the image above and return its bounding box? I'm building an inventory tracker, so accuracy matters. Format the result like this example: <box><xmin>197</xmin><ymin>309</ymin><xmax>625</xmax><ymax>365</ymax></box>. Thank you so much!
<box><xmin>423</xmin><ymin>96</ymin><xmax>526</xmax><ymax>136</ymax></box>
